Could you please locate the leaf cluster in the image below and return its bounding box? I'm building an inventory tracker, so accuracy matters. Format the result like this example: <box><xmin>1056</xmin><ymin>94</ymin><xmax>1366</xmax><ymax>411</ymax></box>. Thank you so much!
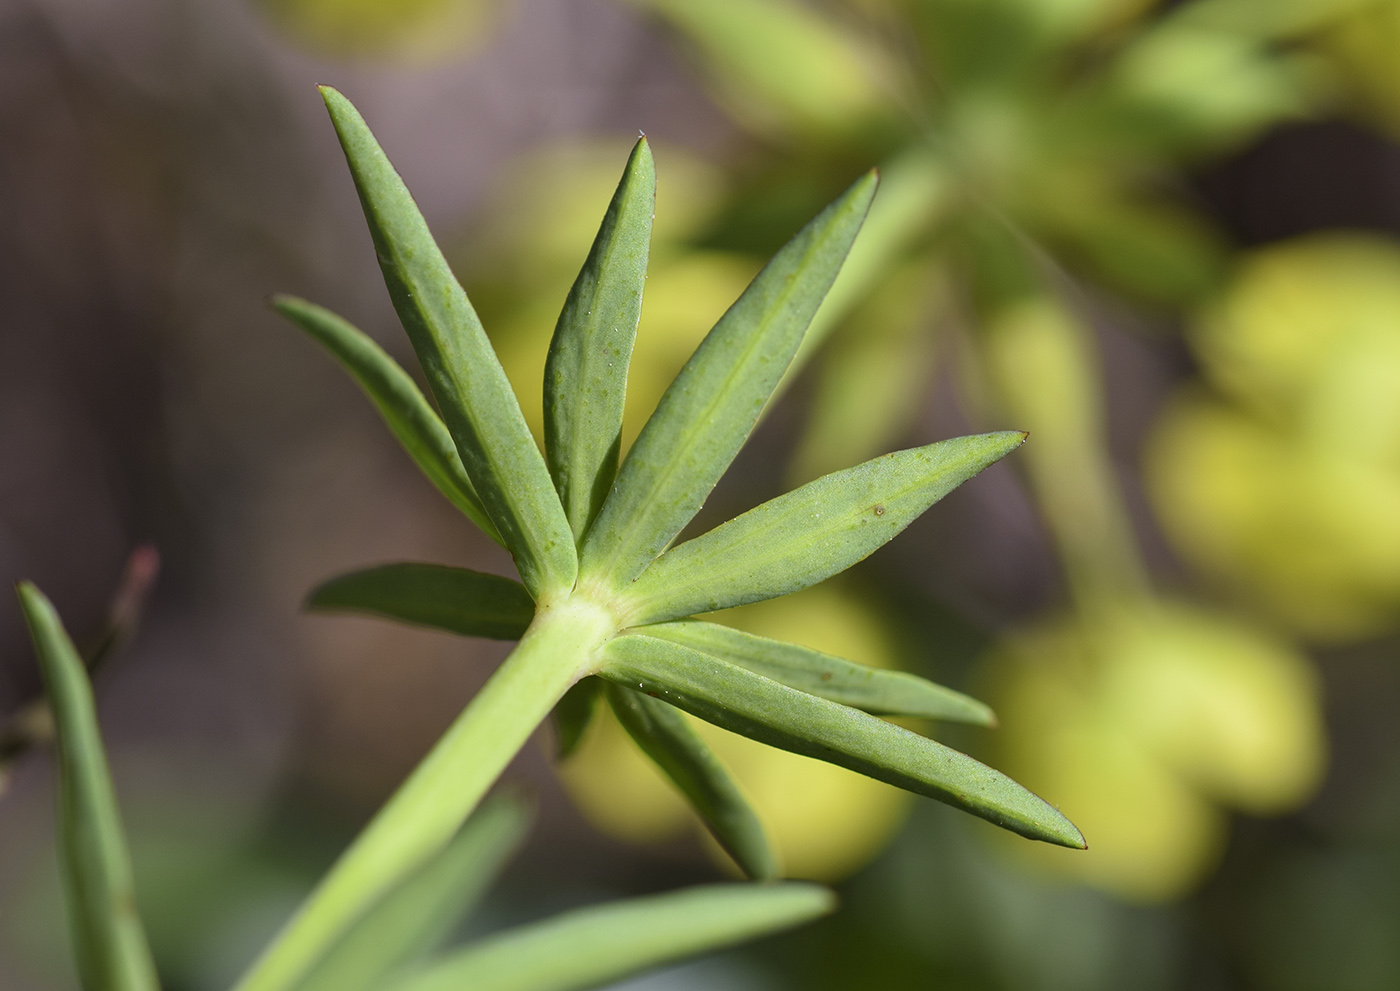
<box><xmin>12</xmin><ymin>83</ymin><xmax>1084</xmax><ymax>991</ymax></box>
<box><xmin>293</xmin><ymin>85</ymin><xmax>1082</xmax><ymax>866</ymax></box>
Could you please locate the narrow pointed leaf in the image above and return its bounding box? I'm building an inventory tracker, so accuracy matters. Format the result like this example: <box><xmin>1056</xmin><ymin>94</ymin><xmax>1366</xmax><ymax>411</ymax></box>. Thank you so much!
<box><xmin>580</xmin><ymin>171</ymin><xmax>877</xmax><ymax>590</ymax></box>
<box><xmin>643</xmin><ymin>621</ymin><xmax>995</xmax><ymax>725</ymax></box>
<box><xmin>16</xmin><ymin>583</ymin><xmax>160</xmax><ymax>991</ymax></box>
<box><xmin>293</xmin><ymin>794</ymin><xmax>530</xmax><ymax>991</ymax></box>
<box><xmin>545</xmin><ymin>138</ymin><xmax>655</xmax><ymax>541</ymax></box>
<box><xmin>274</xmin><ymin>295</ymin><xmax>502</xmax><ymax>545</ymax></box>
<box><xmin>605</xmin><ymin>682</ymin><xmax>778</xmax><ymax>879</ymax></box>
<box><xmin>319</xmin><ymin>86</ymin><xmax>575</xmax><ymax>599</ymax></box>
<box><xmin>599</xmin><ymin>634</ymin><xmax>1085</xmax><ymax>848</ymax></box>
<box><xmin>384</xmin><ymin>882</ymin><xmax>834</xmax><ymax>991</ymax></box>
<box><xmin>622</xmin><ymin>431</ymin><xmax>1026</xmax><ymax>624</ymax></box>
<box><xmin>552</xmin><ymin>676</ymin><xmax>600</xmax><ymax>759</ymax></box>
<box><xmin>3</xmin><ymin>547</ymin><xmax>159</xmax><ymax>777</ymax></box>
<box><xmin>307</xmin><ymin>563</ymin><xmax>533</xmax><ymax>641</ymax></box>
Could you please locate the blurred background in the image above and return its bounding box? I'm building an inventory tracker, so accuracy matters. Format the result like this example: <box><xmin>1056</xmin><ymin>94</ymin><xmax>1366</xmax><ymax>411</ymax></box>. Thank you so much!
<box><xmin>5</xmin><ymin>0</ymin><xmax>1400</xmax><ymax>987</ymax></box>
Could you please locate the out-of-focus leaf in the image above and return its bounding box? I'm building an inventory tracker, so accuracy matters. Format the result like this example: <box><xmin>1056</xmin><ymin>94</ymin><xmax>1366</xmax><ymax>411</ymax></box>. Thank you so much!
<box><xmin>981</xmin><ymin>623</ymin><xmax>1226</xmax><ymax>901</ymax></box>
<box><xmin>545</xmin><ymin>138</ymin><xmax>655</xmax><ymax>541</ymax></box>
<box><xmin>798</xmin><ymin>152</ymin><xmax>951</xmax><ymax>362</ymax></box>
<box><xmin>319</xmin><ymin>86</ymin><xmax>576</xmax><ymax>599</ymax></box>
<box><xmin>605</xmin><ymin>682</ymin><xmax>778</xmax><ymax>879</ymax></box>
<box><xmin>599</xmin><ymin>633</ymin><xmax>1086</xmax><ymax>848</ymax></box>
<box><xmin>274</xmin><ymin>296</ymin><xmax>502</xmax><ymax>543</ymax></box>
<box><xmin>636</xmin><ymin>0</ymin><xmax>891</xmax><ymax>137</ymax></box>
<box><xmin>306</xmin><ymin>563</ymin><xmax>533</xmax><ymax>640</ymax></box>
<box><xmin>620</xmin><ymin>431</ymin><xmax>1025</xmax><ymax>625</ymax></box>
<box><xmin>642</xmin><ymin>621</ymin><xmax>995</xmax><ymax>726</ymax></box>
<box><xmin>384</xmin><ymin>882</ymin><xmax>835</xmax><ymax>991</ymax></box>
<box><xmin>1024</xmin><ymin>180</ymin><xmax>1226</xmax><ymax>305</ymax></box>
<box><xmin>1099</xmin><ymin>603</ymin><xmax>1326</xmax><ymax>814</ymax></box>
<box><xmin>16</xmin><ymin>583</ymin><xmax>160</xmax><ymax>991</ymax></box>
<box><xmin>1174</xmin><ymin>0</ymin><xmax>1373</xmax><ymax>41</ymax></box>
<box><xmin>256</xmin><ymin>0</ymin><xmax>503</xmax><ymax>62</ymax></box>
<box><xmin>293</xmin><ymin>794</ymin><xmax>530</xmax><ymax>991</ymax></box>
<box><xmin>982</xmin><ymin>298</ymin><xmax>1150</xmax><ymax>599</ymax></box>
<box><xmin>790</xmin><ymin>259</ymin><xmax>942</xmax><ymax>483</ymax></box>
<box><xmin>580</xmin><ymin>172</ymin><xmax>877</xmax><ymax>590</ymax></box>
<box><xmin>1101</xmin><ymin>23</ymin><xmax>1310</xmax><ymax>153</ymax></box>
<box><xmin>552</xmin><ymin>676</ymin><xmax>601</xmax><ymax>759</ymax></box>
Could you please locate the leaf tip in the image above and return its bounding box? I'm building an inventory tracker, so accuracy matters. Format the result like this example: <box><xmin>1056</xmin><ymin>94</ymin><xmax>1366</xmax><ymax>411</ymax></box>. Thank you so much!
<box><xmin>15</xmin><ymin>581</ymin><xmax>48</xmax><ymax>618</ymax></box>
<box><xmin>268</xmin><ymin>292</ymin><xmax>301</xmax><ymax>316</ymax></box>
<box><xmin>1045</xmin><ymin>811</ymin><xmax>1088</xmax><ymax>850</ymax></box>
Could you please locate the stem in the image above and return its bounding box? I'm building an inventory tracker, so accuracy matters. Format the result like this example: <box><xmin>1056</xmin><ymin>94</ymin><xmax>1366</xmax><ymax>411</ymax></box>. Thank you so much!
<box><xmin>232</xmin><ymin>597</ymin><xmax>616</xmax><ymax>991</ymax></box>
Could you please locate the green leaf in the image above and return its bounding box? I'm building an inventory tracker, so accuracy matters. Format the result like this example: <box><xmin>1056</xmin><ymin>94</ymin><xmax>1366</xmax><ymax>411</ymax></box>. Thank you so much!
<box><xmin>306</xmin><ymin>563</ymin><xmax>533</xmax><ymax>641</ymax></box>
<box><xmin>319</xmin><ymin>86</ymin><xmax>576</xmax><ymax>599</ymax></box>
<box><xmin>642</xmin><ymin>621</ymin><xmax>995</xmax><ymax>726</ymax></box>
<box><xmin>621</xmin><ymin>431</ymin><xmax>1026</xmax><ymax>624</ymax></box>
<box><xmin>604</xmin><ymin>682</ymin><xmax>778</xmax><ymax>879</ymax></box>
<box><xmin>292</xmin><ymin>794</ymin><xmax>529</xmax><ymax>991</ymax></box>
<box><xmin>545</xmin><ymin>138</ymin><xmax>655</xmax><ymax>542</ymax></box>
<box><xmin>551</xmin><ymin>677</ymin><xmax>600</xmax><ymax>759</ymax></box>
<box><xmin>274</xmin><ymin>295</ymin><xmax>503</xmax><ymax>544</ymax></box>
<box><xmin>383</xmin><ymin>882</ymin><xmax>834</xmax><ymax>991</ymax></box>
<box><xmin>16</xmin><ymin>583</ymin><xmax>160</xmax><ymax>991</ymax></box>
<box><xmin>580</xmin><ymin>171</ymin><xmax>877</xmax><ymax>590</ymax></box>
<box><xmin>599</xmin><ymin>633</ymin><xmax>1085</xmax><ymax>848</ymax></box>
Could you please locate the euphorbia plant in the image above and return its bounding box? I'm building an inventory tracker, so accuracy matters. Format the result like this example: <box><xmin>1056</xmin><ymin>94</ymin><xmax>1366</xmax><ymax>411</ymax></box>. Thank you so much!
<box><xmin>15</xmin><ymin>85</ymin><xmax>1083</xmax><ymax>991</ymax></box>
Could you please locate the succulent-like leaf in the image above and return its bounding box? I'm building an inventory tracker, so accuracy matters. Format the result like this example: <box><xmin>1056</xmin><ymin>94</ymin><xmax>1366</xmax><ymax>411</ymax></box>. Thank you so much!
<box><xmin>642</xmin><ymin>621</ymin><xmax>995</xmax><ymax>725</ymax></box>
<box><xmin>292</xmin><ymin>795</ymin><xmax>529</xmax><ymax>991</ymax></box>
<box><xmin>579</xmin><ymin>170</ymin><xmax>877</xmax><ymax>590</ymax></box>
<box><xmin>306</xmin><ymin>563</ymin><xmax>533</xmax><ymax>641</ymax></box>
<box><xmin>545</xmin><ymin>138</ymin><xmax>655</xmax><ymax>541</ymax></box>
<box><xmin>551</xmin><ymin>677</ymin><xmax>600</xmax><ymax>759</ymax></box>
<box><xmin>16</xmin><ymin>583</ymin><xmax>160</xmax><ymax>991</ymax></box>
<box><xmin>382</xmin><ymin>882</ymin><xmax>834</xmax><ymax>991</ymax></box>
<box><xmin>319</xmin><ymin>86</ymin><xmax>576</xmax><ymax>599</ymax></box>
<box><xmin>274</xmin><ymin>295</ymin><xmax>502</xmax><ymax>544</ymax></box>
<box><xmin>605</xmin><ymin>682</ymin><xmax>777</xmax><ymax>879</ymax></box>
<box><xmin>599</xmin><ymin>633</ymin><xmax>1085</xmax><ymax>848</ymax></box>
<box><xmin>621</xmin><ymin>431</ymin><xmax>1026</xmax><ymax>624</ymax></box>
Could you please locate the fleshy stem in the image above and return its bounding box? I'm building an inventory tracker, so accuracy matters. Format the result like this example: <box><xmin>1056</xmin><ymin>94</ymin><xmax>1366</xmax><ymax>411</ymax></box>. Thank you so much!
<box><xmin>232</xmin><ymin>596</ymin><xmax>617</xmax><ymax>991</ymax></box>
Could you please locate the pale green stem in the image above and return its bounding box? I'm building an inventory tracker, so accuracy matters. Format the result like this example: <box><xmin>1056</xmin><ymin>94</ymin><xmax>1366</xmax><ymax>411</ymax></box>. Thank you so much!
<box><xmin>978</xmin><ymin>295</ymin><xmax>1150</xmax><ymax>621</ymax></box>
<box><xmin>231</xmin><ymin>597</ymin><xmax>617</xmax><ymax>991</ymax></box>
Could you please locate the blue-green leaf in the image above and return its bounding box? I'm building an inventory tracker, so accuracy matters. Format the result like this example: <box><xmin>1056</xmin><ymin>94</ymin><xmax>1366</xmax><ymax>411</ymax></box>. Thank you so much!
<box><xmin>274</xmin><ymin>295</ymin><xmax>502</xmax><ymax>544</ymax></box>
<box><xmin>579</xmin><ymin>171</ymin><xmax>877</xmax><ymax>591</ymax></box>
<box><xmin>642</xmin><ymin>621</ymin><xmax>995</xmax><ymax>725</ymax></box>
<box><xmin>599</xmin><ymin>633</ymin><xmax>1085</xmax><ymax>848</ymax></box>
<box><xmin>306</xmin><ymin>563</ymin><xmax>533</xmax><ymax>641</ymax></box>
<box><xmin>319</xmin><ymin>86</ymin><xmax>576</xmax><ymax>599</ymax></box>
<box><xmin>292</xmin><ymin>795</ymin><xmax>529</xmax><ymax>991</ymax></box>
<box><xmin>605</xmin><ymin>683</ymin><xmax>777</xmax><ymax>879</ymax></box>
<box><xmin>383</xmin><ymin>882</ymin><xmax>834</xmax><ymax>991</ymax></box>
<box><xmin>545</xmin><ymin>138</ymin><xmax>655</xmax><ymax>542</ymax></box>
<box><xmin>621</xmin><ymin>431</ymin><xmax>1026</xmax><ymax>624</ymax></box>
<box><xmin>16</xmin><ymin>583</ymin><xmax>160</xmax><ymax>991</ymax></box>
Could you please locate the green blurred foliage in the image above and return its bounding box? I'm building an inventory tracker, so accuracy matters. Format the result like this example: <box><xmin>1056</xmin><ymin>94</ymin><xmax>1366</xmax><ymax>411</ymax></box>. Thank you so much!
<box><xmin>451</xmin><ymin>0</ymin><xmax>1400</xmax><ymax>908</ymax></box>
<box><xmin>254</xmin><ymin>0</ymin><xmax>504</xmax><ymax>61</ymax></box>
<box><xmin>1150</xmin><ymin>233</ymin><xmax>1400</xmax><ymax>640</ymax></box>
